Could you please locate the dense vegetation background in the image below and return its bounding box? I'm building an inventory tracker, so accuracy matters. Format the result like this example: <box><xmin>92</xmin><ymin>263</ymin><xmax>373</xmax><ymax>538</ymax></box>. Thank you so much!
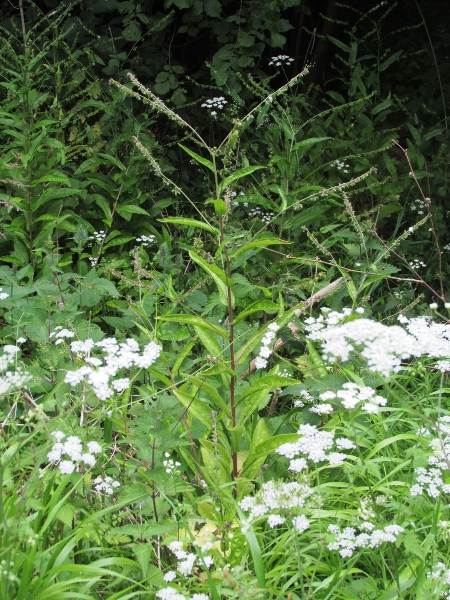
<box><xmin>1</xmin><ymin>1</ymin><xmax>450</xmax><ymax>599</ymax></box>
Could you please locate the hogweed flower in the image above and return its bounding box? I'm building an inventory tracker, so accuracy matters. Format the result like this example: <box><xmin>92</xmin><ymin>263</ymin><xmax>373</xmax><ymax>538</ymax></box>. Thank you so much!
<box><xmin>269</xmin><ymin>55</ymin><xmax>294</xmax><ymax>67</ymax></box>
<box><xmin>65</xmin><ymin>334</ymin><xmax>162</xmax><ymax>400</ymax></box>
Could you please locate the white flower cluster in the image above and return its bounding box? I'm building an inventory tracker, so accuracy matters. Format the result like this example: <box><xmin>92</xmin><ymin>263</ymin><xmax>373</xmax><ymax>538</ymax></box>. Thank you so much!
<box><xmin>427</xmin><ymin>563</ymin><xmax>450</xmax><ymax>600</ymax></box>
<box><xmin>327</xmin><ymin>522</ymin><xmax>404</xmax><ymax>558</ymax></box>
<box><xmin>400</xmin><ymin>315</ymin><xmax>450</xmax><ymax>362</ymax></box>
<box><xmin>317</xmin><ymin>383</ymin><xmax>388</xmax><ymax>415</ymax></box>
<box><xmin>157</xmin><ymin>541</ymin><xmax>213</xmax><ymax>599</ymax></box>
<box><xmin>157</xmin><ymin>589</ymin><xmax>209</xmax><ymax>600</ymax></box>
<box><xmin>93</xmin><ymin>475</ymin><xmax>120</xmax><ymax>495</ymax></box>
<box><xmin>201</xmin><ymin>96</ymin><xmax>227</xmax><ymax>117</ymax></box>
<box><xmin>239</xmin><ymin>480</ymin><xmax>313</xmax><ymax>532</ymax></box>
<box><xmin>254</xmin><ymin>322</ymin><xmax>279</xmax><ymax>369</ymax></box>
<box><xmin>89</xmin><ymin>230</ymin><xmax>107</xmax><ymax>244</ymax></box>
<box><xmin>47</xmin><ymin>431</ymin><xmax>102</xmax><ymax>475</ymax></box>
<box><xmin>0</xmin><ymin>287</ymin><xmax>9</xmax><ymax>300</ymax></box>
<box><xmin>410</xmin><ymin>416</ymin><xmax>450</xmax><ymax>499</ymax></box>
<box><xmin>164</xmin><ymin>452</ymin><xmax>181</xmax><ymax>474</ymax></box>
<box><xmin>269</xmin><ymin>55</ymin><xmax>294</xmax><ymax>66</ymax></box>
<box><xmin>65</xmin><ymin>336</ymin><xmax>162</xmax><ymax>400</ymax></box>
<box><xmin>411</xmin><ymin>198</ymin><xmax>426</xmax><ymax>215</ymax></box>
<box><xmin>0</xmin><ymin>345</ymin><xmax>31</xmax><ymax>395</ymax></box>
<box><xmin>248</xmin><ymin>206</ymin><xmax>274</xmax><ymax>223</ymax></box>
<box><xmin>136</xmin><ymin>234</ymin><xmax>156</xmax><ymax>247</ymax></box>
<box><xmin>276</xmin><ymin>424</ymin><xmax>355</xmax><ymax>468</ymax></box>
<box><xmin>293</xmin><ymin>389</ymin><xmax>314</xmax><ymax>408</ymax></box>
<box><xmin>410</xmin><ymin>259</ymin><xmax>426</xmax><ymax>270</ymax></box>
<box><xmin>305</xmin><ymin>308</ymin><xmax>421</xmax><ymax>377</ymax></box>
<box><xmin>49</xmin><ymin>326</ymin><xmax>75</xmax><ymax>345</ymax></box>
<box><xmin>335</xmin><ymin>159</ymin><xmax>350</xmax><ymax>173</ymax></box>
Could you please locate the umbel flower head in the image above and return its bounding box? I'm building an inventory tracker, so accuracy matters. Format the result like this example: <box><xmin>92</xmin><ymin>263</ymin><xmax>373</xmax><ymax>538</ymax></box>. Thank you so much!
<box><xmin>64</xmin><ymin>334</ymin><xmax>162</xmax><ymax>400</ymax></box>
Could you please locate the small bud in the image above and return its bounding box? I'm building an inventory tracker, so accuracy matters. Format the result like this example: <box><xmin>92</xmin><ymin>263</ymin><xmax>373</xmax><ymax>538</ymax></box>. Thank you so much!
<box><xmin>429</xmin><ymin>303</ymin><xmax>438</xmax><ymax>310</ymax></box>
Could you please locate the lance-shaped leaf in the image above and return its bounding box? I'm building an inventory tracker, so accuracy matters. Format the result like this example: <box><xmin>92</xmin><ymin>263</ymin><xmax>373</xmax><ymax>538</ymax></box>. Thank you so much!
<box><xmin>218</xmin><ymin>165</ymin><xmax>264</xmax><ymax>196</ymax></box>
<box><xmin>158</xmin><ymin>314</ymin><xmax>229</xmax><ymax>338</ymax></box>
<box><xmin>234</xmin><ymin>299</ymin><xmax>280</xmax><ymax>324</ymax></box>
<box><xmin>159</xmin><ymin>217</ymin><xmax>219</xmax><ymax>235</ymax></box>
<box><xmin>230</xmin><ymin>236</ymin><xmax>291</xmax><ymax>260</ymax></box>
<box><xmin>189</xmin><ymin>249</ymin><xmax>235</xmax><ymax>307</ymax></box>
<box><xmin>179</xmin><ymin>143</ymin><xmax>214</xmax><ymax>171</ymax></box>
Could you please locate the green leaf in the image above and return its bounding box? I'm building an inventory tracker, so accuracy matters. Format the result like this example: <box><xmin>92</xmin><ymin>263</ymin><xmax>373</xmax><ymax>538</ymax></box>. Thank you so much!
<box><xmin>234</xmin><ymin>299</ymin><xmax>279</xmax><ymax>324</ymax></box>
<box><xmin>158</xmin><ymin>217</ymin><xmax>219</xmax><ymax>235</ymax></box>
<box><xmin>241</xmin><ymin>433</ymin><xmax>301</xmax><ymax>479</ymax></box>
<box><xmin>292</xmin><ymin>136</ymin><xmax>331</xmax><ymax>151</ymax></box>
<box><xmin>188</xmin><ymin>249</ymin><xmax>235</xmax><ymax>307</ymax></box>
<box><xmin>158</xmin><ymin>314</ymin><xmax>229</xmax><ymax>338</ymax></box>
<box><xmin>204</xmin><ymin>0</ymin><xmax>221</xmax><ymax>17</ymax></box>
<box><xmin>218</xmin><ymin>166</ymin><xmax>264</xmax><ymax>196</ymax></box>
<box><xmin>173</xmin><ymin>388</ymin><xmax>212</xmax><ymax>428</ymax></box>
<box><xmin>178</xmin><ymin>144</ymin><xmax>214</xmax><ymax>171</ymax></box>
<box><xmin>379</xmin><ymin>50</ymin><xmax>403</xmax><ymax>72</ymax></box>
<box><xmin>116</xmin><ymin>204</ymin><xmax>150</xmax><ymax>217</ymax></box>
<box><xmin>230</xmin><ymin>237</ymin><xmax>291</xmax><ymax>260</ymax></box>
<box><xmin>328</xmin><ymin>35</ymin><xmax>350</xmax><ymax>53</ymax></box>
<box><xmin>237</xmin><ymin>375</ymin><xmax>302</xmax><ymax>404</ymax></box>
<box><xmin>193</xmin><ymin>325</ymin><xmax>223</xmax><ymax>357</ymax></box>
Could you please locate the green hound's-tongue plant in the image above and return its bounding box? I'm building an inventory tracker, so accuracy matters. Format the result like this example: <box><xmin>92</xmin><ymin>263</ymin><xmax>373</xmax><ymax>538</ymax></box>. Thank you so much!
<box><xmin>109</xmin><ymin>71</ymin><xmax>365</xmax><ymax>494</ymax></box>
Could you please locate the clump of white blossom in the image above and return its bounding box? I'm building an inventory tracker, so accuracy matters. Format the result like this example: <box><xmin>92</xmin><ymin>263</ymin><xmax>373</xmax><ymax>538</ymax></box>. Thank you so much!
<box><xmin>254</xmin><ymin>322</ymin><xmax>279</xmax><ymax>369</ymax></box>
<box><xmin>156</xmin><ymin>541</ymin><xmax>213</xmax><ymax>599</ymax></box>
<box><xmin>0</xmin><ymin>345</ymin><xmax>31</xmax><ymax>395</ymax></box>
<box><xmin>410</xmin><ymin>259</ymin><xmax>426</xmax><ymax>270</ymax></box>
<box><xmin>410</xmin><ymin>416</ymin><xmax>450</xmax><ymax>499</ymax></box>
<box><xmin>269</xmin><ymin>55</ymin><xmax>294</xmax><ymax>67</ymax></box>
<box><xmin>427</xmin><ymin>563</ymin><xmax>450</xmax><ymax>599</ymax></box>
<box><xmin>135</xmin><ymin>234</ymin><xmax>156</xmax><ymax>248</ymax></box>
<box><xmin>305</xmin><ymin>307</ymin><xmax>421</xmax><ymax>377</ymax></box>
<box><xmin>276</xmin><ymin>424</ymin><xmax>355</xmax><ymax>469</ymax></box>
<box><xmin>88</xmin><ymin>230</ymin><xmax>107</xmax><ymax>244</ymax></box>
<box><xmin>411</xmin><ymin>198</ymin><xmax>427</xmax><ymax>215</ymax></box>
<box><xmin>47</xmin><ymin>431</ymin><xmax>102</xmax><ymax>474</ymax></box>
<box><xmin>93</xmin><ymin>475</ymin><xmax>121</xmax><ymax>495</ymax></box>
<box><xmin>0</xmin><ymin>287</ymin><xmax>9</xmax><ymax>300</ymax></box>
<box><xmin>335</xmin><ymin>159</ymin><xmax>350</xmax><ymax>173</ymax></box>
<box><xmin>64</xmin><ymin>334</ymin><xmax>162</xmax><ymax>400</ymax></box>
<box><xmin>248</xmin><ymin>206</ymin><xmax>274</xmax><ymax>223</ymax></box>
<box><xmin>201</xmin><ymin>96</ymin><xmax>227</xmax><ymax>117</ymax></box>
<box><xmin>239</xmin><ymin>479</ymin><xmax>316</xmax><ymax>533</ymax></box>
<box><xmin>314</xmin><ymin>382</ymin><xmax>388</xmax><ymax>415</ymax></box>
<box><xmin>327</xmin><ymin>522</ymin><xmax>404</xmax><ymax>558</ymax></box>
<box><xmin>49</xmin><ymin>325</ymin><xmax>75</xmax><ymax>345</ymax></box>
<box><xmin>164</xmin><ymin>452</ymin><xmax>181</xmax><ymax>474</ymax></box>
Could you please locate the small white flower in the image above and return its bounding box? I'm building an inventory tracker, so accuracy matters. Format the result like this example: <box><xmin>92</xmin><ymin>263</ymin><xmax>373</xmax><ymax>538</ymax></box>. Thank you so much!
<box><xmin>59</xmin><ymin>460</ymin><xmax>75</xmax><ymax>474</ymax></box>
<box><xmin>163</xmin><ymin>570</ymin><xmax>177</xmax><ymax>582</ymax></box>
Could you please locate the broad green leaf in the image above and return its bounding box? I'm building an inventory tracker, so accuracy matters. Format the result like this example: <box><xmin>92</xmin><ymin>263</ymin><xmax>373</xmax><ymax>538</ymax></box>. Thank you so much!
<box><xmin>230</xmin><ymin>237</ymin><xmax>291</xmax><ymax>260</ymax></box>
<box><xmin>292</xmin><ymin>136</ymin><xmax>331</xmax><ymax>151</ymax></box>
<box><xmin>234</xmin><ymin>299</ymin><xmax>280</xmax><ymax>324</ymax></box>
<box><xmin>159</xmin><ymin>217</ymin><xmax>219</xmax><ymax>235</ymax></box>
<box><xmin>193</xmin><ymin>325</ymin><xmax>223</xmax><ymax>357</ymax></box>
<box><xmin>158</xmin><ymin>314</ymin><xmax>229</xmax><ymax>338</ymax></box>
<box><xmin>241</xmin><ymin>433</ymin><xmax>301</xmax><ymax>479</ymax></box>
<box><xmin>237</xmin><ymin>375</ymin><xmax>302</xmax><ymax>405</ymax></box>
<box><xmin>117</xmin><ymin>204</ymin><xmax>150</xmax><ymax>217</ymax></box>
<box><xmin>306</xmin><ymin>339</ymin><xmax>328</xmax><ymax>377</ymax></box>
<box><xmin>178</xmin><ymin>143</ymin><xmax>214</xmax><ymax>171</ymax></box>
<box><xmin>173</xmin><ymin>388</ymin><xmax>212</xmax><ymax>428</ymax></box>
<box><xmin>328</xmin><ymin>35</ymin><xmax>350</xmax><ymax>52</ymax></box>
<box><xmin>218</xmin><ymin>165</ymin><xmax>264</xmax><ymax>196</ymax></box>
<box><xmin>188</xmin><ymin>249</ymin><xmax>235</xmax><ymax>307</ymax></box>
